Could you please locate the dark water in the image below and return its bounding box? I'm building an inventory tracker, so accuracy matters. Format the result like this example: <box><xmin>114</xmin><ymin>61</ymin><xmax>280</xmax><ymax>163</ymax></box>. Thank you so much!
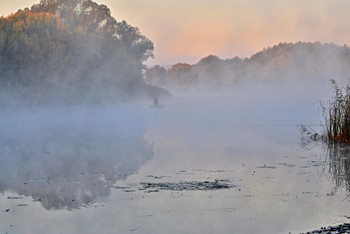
<box><xmin>1</xmin><ymin>85</ymin><xmax>350</xmax><ymax>234</ymax></box>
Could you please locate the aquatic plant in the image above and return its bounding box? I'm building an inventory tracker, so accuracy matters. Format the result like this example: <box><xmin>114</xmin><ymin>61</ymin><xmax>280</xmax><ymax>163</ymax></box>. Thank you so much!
<box><xmin>300</xmin><ymin>79</ymin><xmax>350</xmax><ymax>145</ymax></box>
<box><xmin>321</xmin><ymin>79</ymin><xmax>350</xmax><ymax>143</ymax></box>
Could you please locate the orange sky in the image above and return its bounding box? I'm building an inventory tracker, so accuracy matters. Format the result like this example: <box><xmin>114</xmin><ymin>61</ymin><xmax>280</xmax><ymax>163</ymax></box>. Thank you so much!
<box><xmin>1</xmin><ymin>0</ymin><xmax>350</xmax><ymax>65</ymax></box>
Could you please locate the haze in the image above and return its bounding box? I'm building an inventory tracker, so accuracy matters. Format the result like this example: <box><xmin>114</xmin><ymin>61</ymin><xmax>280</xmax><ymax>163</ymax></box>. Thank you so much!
<box><xmin>2</xmin><ymin>1</ymin><xmax>350</xmax><ymax>233</ymax></box>
<box><xmin>1</xmin><ymin>0</ymin><xmax>349</xmax><ymax>65</ymax></box>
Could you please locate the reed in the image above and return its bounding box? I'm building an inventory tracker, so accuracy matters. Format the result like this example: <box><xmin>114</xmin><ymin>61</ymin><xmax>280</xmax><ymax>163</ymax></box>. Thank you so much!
<box><xmin>321</xmin><ymin>79</ymin><xmax>350</xmax><ymax>143</ymax></box>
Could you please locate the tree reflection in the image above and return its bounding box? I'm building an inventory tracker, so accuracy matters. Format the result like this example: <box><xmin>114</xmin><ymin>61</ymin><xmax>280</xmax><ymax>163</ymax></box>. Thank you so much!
<box><xmin>0</xmin><ymin>108</ymin><xmax>153</xmax><ymax>210</ymax></box>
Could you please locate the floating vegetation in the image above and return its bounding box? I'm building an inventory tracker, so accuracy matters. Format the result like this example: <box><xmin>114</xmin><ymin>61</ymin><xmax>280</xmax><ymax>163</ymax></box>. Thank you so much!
<box><xmin>256</xmin><ymin>164</ymin><xmax>277</xmax><ymax>169</ymax></box>
<box><xmin>278</xmin><ymin>163</ymin><xmax>296</xmax><ymax>168</ymax></box>
<box><xmin>140</xmin><ymin>179</ymin><xmax>234</xmax><ymax>192</ymax></box>
<box><xmin>7</xmin><ymin>197</ymin><xmax>23</xmax><ymax>200</ymax></box>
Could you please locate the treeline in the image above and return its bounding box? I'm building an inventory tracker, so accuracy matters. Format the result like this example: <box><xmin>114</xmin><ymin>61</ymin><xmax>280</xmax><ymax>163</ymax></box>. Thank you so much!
<box><xmin>145</xmin><ymin>42</ymin><xmax>350</xmax><ymax>87</ymax></box>
<box><xmin>0</xmin><ymin>0</ymin><xmax>167</xmax><ymax>106</ymax></box>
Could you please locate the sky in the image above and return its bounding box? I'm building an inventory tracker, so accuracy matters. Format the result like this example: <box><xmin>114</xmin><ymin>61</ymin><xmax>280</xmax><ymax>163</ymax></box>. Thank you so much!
<box><xmin>1</xmin><ymin>0</ymin><xmax>350</xmax><ymax>65</ymax></box>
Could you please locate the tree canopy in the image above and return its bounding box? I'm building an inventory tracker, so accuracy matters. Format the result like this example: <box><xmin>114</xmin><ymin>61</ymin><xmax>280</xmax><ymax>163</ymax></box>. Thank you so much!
<box><xmin>0</xmin><ymin>0</ymin><xmax>164</xmax><ymax>106</ymax></box>
<box><xmin>145</xmin><ymin>42</ymin><xmax>350</xmax><ymax>87</ymax></box>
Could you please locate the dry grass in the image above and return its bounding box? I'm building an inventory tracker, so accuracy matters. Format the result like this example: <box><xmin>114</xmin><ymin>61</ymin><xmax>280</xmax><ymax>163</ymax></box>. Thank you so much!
<box><xmin>321</xmin><ymin>79</ymin><xmax>350</xmax><ymax>143</ymax></box>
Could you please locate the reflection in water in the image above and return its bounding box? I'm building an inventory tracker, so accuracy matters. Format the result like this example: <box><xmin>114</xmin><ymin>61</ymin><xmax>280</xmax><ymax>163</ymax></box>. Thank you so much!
<box><xmin>328</xmin><ymin>144</ymin><xmax>350</xmax><ymax>192</ymax></box>
<box><xmin>300</xmin><ymin>130</ymin><xmax>350</xmax><ymax>194</ymax></box>
<box><xmin>2</xmin><ymin>87</ymin><xmax>350</xmax><ymax>234</ymax></box>
<box><xmin>0</xmin><ymin>106</ymin><xmax>153</xmax><ymax>210</ymax></box>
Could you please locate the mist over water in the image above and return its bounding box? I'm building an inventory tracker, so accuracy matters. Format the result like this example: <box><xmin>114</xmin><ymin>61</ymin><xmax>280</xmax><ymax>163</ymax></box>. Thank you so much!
<box><xmin>1</xmin><ymin>0</ymin><xmax>350</xmax><ymax>233</ymax></box>
<box><xmin>143</xmin><ymin>83</ymin><xmax>324</xmax><ymax>168</ymax></box>
<box><xmin>0</xmin><ymin>103</ymin><xmax>154</xmax><ymax>210</ymax></box>
<box><xmin>2</xmin><ymin>79</ymin><xmax>348</xmax><ymax>233</ymax></box>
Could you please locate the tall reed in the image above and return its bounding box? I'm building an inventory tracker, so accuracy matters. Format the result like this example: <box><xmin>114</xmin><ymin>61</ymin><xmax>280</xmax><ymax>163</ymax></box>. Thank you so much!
<box><xmin>322</xmin><ymin>79</ymin><xmax>350</xmax><ymax>143</ymax></box>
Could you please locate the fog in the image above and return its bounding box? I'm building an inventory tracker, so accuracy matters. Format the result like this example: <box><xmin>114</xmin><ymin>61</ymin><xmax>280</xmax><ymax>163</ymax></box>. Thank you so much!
<box><xmin>144</xmin><ymin>82</ymin><xmax>326</xmax><ymax>161</ymax></box>
<box><xmin>0</xmin><ymin>79</ymin><xmax>327</xmax><ymax>209</ymax></box>
<box><xmin>0</xmin><ymin>103</ymin><xmax>154</xmax><ymax>210</ymax></box>
<box><xmin>2</xmin><ymin>2</ymin><xmax>350</xmax><ymax>232</ymax></box>
<box><xmin>145</xmin><ymin>42</ymin><xmax>350</xmax><ymax>90</ymax></box>
<box><xmin>2</xmin><ymin>70</ymin><xmax>350</xmax><ymax>233</ymax></box>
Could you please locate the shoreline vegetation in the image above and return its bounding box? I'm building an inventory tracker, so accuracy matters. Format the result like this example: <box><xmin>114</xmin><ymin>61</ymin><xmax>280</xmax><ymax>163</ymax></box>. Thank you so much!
<box><xmin>301</xmin><ymin>79</ymin><xmax>350</xmax><ymax>144</ymax></box>
<box><xmin>145</xmin><ymin>43</ymin><xmax>350</xmax><ymax>88</ymax></box>
<box><xmin>300</xmin><ymin>80</ymin><xmax>350</xmax><ymax>233</ymax></box>
<box><xmin>322</xmin><ymin>79</ymin><xmax>350</xmax><ymax>143</ymax></box>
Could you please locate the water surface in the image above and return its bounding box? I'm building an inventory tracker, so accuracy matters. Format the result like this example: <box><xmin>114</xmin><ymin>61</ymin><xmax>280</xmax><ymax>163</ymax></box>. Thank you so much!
<box><xmin>1</xmin><ymin>85</ymin><xmax>349</xmax><ymax>234</ymax></box>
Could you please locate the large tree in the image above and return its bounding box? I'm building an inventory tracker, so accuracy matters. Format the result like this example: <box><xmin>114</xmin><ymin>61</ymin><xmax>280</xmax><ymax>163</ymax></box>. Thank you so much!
<box><xmin>0</xmin><ymin>0</ymin><xmax>166</xmax><ymax>105</ymax></box>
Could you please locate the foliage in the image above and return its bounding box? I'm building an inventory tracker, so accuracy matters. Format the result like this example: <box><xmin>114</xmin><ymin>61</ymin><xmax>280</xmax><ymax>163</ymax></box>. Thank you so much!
<box><xmin>0</xmin><ymin>11</ymin><xmax>81</xmax><ymax>86</ymax></box>
<box><xmin>145</xmin><ymin>42</ymin><xmax>350</xmax><ymax>87</ymax></box>
<box><xmin>0</xmin><ymin>0</ymin><xmax>163</xmax><ymax>105</ymax></box>
<box><xmin>116</xmin><ymin>20</ymin><xmax>154</xmax><ymax>62</ymax></box>
<box><xmin>144</xmin><ymin>65</ymin><xmax>167</xmax><ymax>86</ymax></box>
<box><xmin>30</xmin><ymin>0</ymin><xmax>154</xmax><ymax>62</ymax></box>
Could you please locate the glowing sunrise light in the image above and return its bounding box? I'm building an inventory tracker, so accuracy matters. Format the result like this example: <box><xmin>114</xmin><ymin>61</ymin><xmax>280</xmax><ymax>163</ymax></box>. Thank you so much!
<box><xmin>2</xmin><ymin>0</ymin><xmax>350</xmax><ymax>65</ymax></box>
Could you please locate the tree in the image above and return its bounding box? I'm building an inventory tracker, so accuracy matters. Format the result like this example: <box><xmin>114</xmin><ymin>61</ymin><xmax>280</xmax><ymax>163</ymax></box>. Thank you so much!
<box><xmin>145</xmin><ymin>65</ymin><xmax>167</xmax><ymax>85</ymax></box>
<box><xmin>116</xmin><ymin>20</ymin><xmax>154</xmax><ymax>62</ymax></box>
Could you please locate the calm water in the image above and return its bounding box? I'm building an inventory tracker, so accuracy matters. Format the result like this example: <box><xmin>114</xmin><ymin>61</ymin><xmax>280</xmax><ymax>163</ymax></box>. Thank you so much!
<box><xmin>1</xmin><ymin>85</ymin><xmax>350</xmax><ymax>234</ymax></box>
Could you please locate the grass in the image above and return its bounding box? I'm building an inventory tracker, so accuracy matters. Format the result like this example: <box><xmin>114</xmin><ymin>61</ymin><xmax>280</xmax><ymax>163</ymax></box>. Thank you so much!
<box><xmin>321</xmin><ymin>79</ymin><xmax>350</xmax><ymax>143</ymax></box>
<box><xmin>300</xmin><ymin>79</ymin><xmax>350</xmax><ymax>144</ymax></box>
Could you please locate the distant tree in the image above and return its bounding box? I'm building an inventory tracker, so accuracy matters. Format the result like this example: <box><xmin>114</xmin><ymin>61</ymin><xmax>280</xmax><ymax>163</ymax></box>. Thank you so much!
<box><xmin>145</xmin><ymin>65</ymin><xmax>167</xmax><ymax>85</ymax></box>
<box><xmin>144</xmin><ymin>42</ymin><xmax>350</xmax><ymax>87</ymax></box>
<box><xmin>168</xmin><ymin>63</ymin><xmax>194</xmax><ymax>86</ymax></box>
